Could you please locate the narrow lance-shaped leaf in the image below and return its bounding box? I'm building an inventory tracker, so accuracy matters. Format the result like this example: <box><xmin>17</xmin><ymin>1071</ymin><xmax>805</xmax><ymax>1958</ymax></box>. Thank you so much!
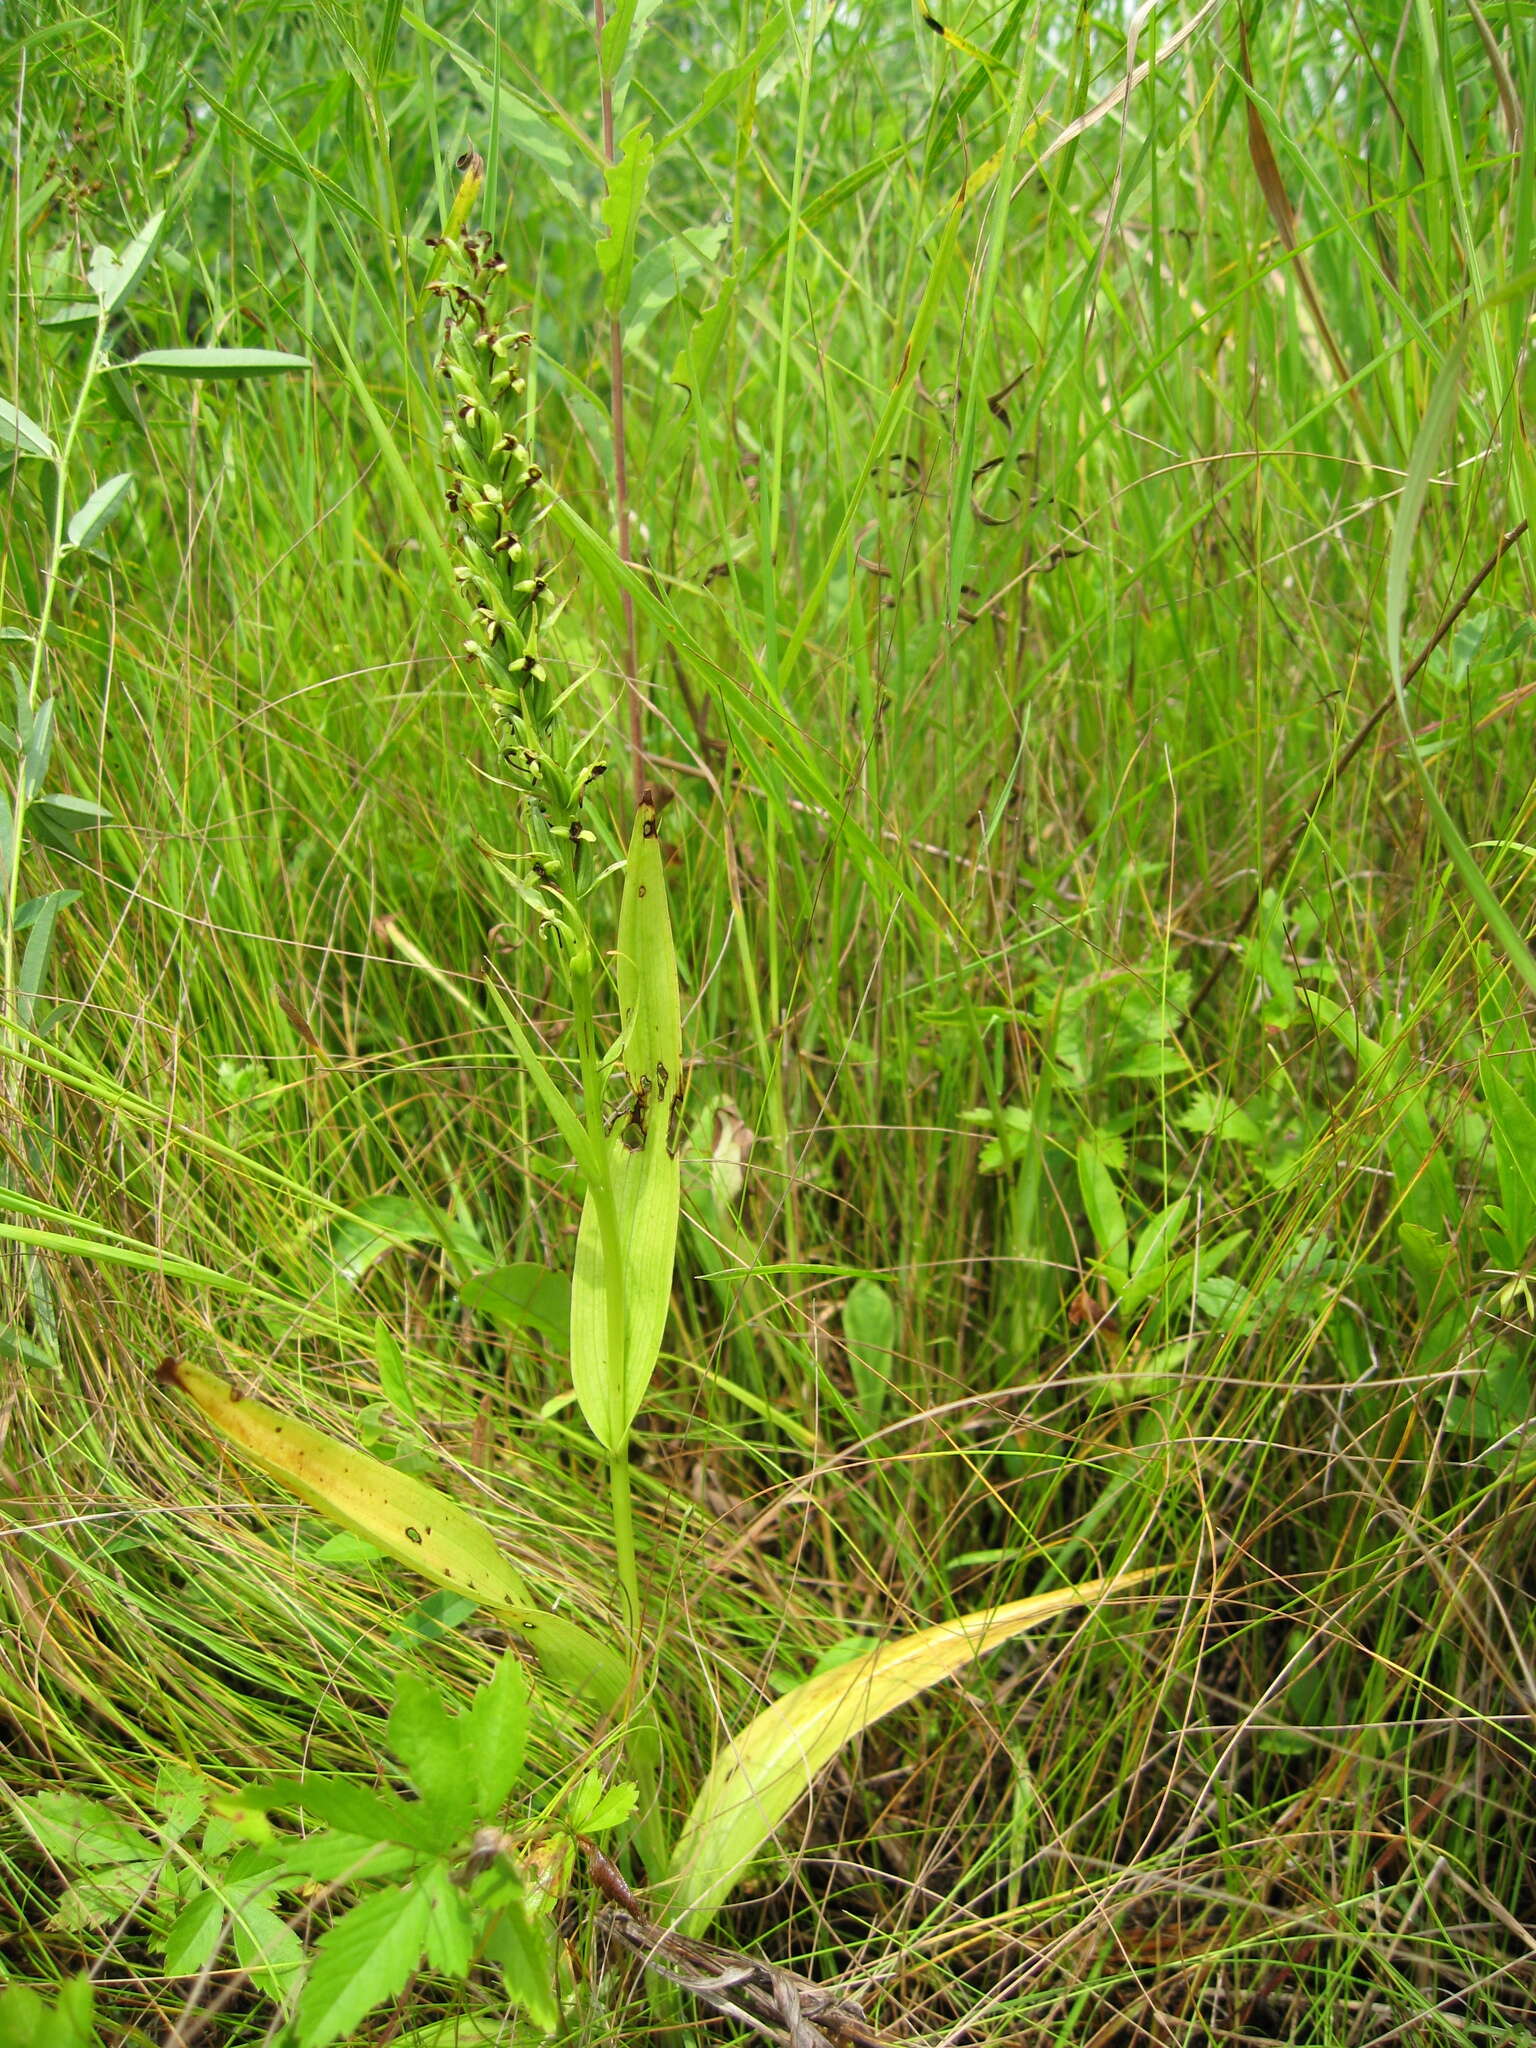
<box><xmin>121</xmin><ymin>347</ymin><xmax>311</xmax><ymax>380</ymax></box>
<box><xmin>570</xmin><ymin>799</ymin><xmax>682</xmax><ymax>1450</ymax></box>
<box><xmin>666</xmin><ymin>1564</ymin><xmax>1169</xmax><ymax>1929</ymax></box>
<box><xmin>88</xmin><ymin>211</ymin><xmax>165</xmax><ymax>318</ymax></box>
<box><xmin>18</xmin><ymin>888</ymin><xmax>71</xmax><ymax>1031</ymax></box>
<box><xmin>0</xmin><ymin>397</ymin><xmax>57</xmax><ymax>462</ymax></box>
<box><xmin>66</xmin><ymin>472</ymin><xmax>134</xmax><ymax>551</ymax></box>
<box><xmin>154</xmin><ymin>1359</ymin><xmax>629</xmax><ymax>1712</ymax></box>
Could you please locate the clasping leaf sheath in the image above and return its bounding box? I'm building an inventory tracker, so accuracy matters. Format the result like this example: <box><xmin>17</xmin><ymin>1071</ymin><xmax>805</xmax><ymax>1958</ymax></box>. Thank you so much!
<box><xmin>570</xmin><ymin>799</ymin><xmax>682</xmax><ymax>1452</ymax></box>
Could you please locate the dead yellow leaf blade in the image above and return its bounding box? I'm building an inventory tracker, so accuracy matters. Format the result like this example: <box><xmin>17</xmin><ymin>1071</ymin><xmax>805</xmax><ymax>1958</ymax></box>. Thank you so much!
<box><xmin>666</xmin><ymin>1564</ymin><xmax>1168</xmax><ymax>1928</ymax></box>
<box><xmin>155</xmin><ymin>1357</ymin><xmax>629</xmax><ymax>1712</ymax></box>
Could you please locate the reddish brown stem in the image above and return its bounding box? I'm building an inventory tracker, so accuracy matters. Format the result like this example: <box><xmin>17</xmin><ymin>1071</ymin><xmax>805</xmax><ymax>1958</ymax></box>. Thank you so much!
<box><xmin>592</xmin><ymin>0</ymin><xmax>645</xmax><ymax>802</ymax></box>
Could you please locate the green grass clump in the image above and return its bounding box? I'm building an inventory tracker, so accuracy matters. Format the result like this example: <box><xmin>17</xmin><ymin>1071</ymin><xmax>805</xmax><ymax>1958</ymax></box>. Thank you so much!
<box><xmin>4</xmin><ymin>2</ymin><xmax>1536</xmax><ymax>2043</ymax></box>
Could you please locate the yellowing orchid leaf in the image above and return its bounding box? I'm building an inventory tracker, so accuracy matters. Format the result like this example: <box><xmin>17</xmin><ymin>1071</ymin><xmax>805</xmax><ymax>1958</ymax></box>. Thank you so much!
<box><xmin>155</xmin><ymin>1358</ymin><xmax>628</xmax><ymax>1713</ymax></box>
<box><xmin>666</xmin><ymin>1564</ymin><xmax>1167</xmax><ymax>1928</ymax></box>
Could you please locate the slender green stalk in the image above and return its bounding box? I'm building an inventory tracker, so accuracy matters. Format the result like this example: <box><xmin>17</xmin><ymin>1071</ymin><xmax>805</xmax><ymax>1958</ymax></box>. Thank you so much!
<box><xmin>3</xmin><ymin>312</ymin><xmax>104</xmax><ymax>1060</ymax></box>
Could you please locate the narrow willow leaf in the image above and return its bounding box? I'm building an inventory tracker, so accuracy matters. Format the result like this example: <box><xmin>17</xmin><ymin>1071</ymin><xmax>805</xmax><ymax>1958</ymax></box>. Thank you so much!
<box><xmin>31</xmin><ymin>792</ymin><xmax>112</xmax><ymax>836</ymax></box>
<box><xmin>570</xmin><ymin>801</ymin><xmax>682</xmax><ymax>1450</ymax></box>
<box><xmin>66</xmin><ymin>471</ymin><xmax>134</xmax><ymax>551</ymax></box>
<box><xmin>23</xmin><ymin>697</ymin><xmax>55</xmax><ymax>796</ymax></box>
<box><xmin>666</xmin><ymin>1565</ymin><xmax>1167</xmax><ymax>1928</ymax></box>
<box><xmin>123</xmin><ymin>347</ymin><xmax>311</xmax><ymax>380</ymax></box>
<box><xmin>0</xmin><ymin>397</ymin><xmax>57</xmax><ymax>462</ymax></box>
<box><xmin>18</xmin><ymin>889</ymin><xmax>66</xmax><ymax>1032</ymax></box>
<box><xmin>155</xmin><ymin>1358</ymin><xmax>629</xmax><ymax>1712</ymax></box>
<box><xmin>87</xmin><ymin>210</ymin><xmax>164</xmax><ymax>317</ymax></box>
<box><xmin>38</xmin><ymin>302</ymin><xmax>98</xmax><ymax>333</ymax></box>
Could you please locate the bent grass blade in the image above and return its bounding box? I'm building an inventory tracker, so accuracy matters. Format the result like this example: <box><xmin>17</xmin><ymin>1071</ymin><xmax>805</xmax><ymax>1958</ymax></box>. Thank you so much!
<box><xmin>666</xmin><ymin>1564</ymin><xmax>1169</xmax><ymax>1930</ymax></box>
<box><xmin>155</xmin><ymin>1358</ymin><xmax>628</xmax><ymax>1714</ymax></box>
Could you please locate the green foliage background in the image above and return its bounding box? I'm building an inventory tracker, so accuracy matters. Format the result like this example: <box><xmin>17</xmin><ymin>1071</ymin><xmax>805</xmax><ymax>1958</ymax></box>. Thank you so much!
<box><xmin>4</xmin><ymin>1</ymin><xmax>1536</xmax><ymax>2042</ymax></box>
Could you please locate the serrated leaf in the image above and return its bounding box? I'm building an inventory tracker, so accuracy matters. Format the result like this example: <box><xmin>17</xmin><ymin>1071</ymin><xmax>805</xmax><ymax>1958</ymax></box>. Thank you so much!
<box><xmin>232</xmin><ymin>1897</ymin><xmax>305</xmax><ymax>2001</ymax></box>
<box><xmin>154</xmin><ymin>1762</ymin><xmax>206</xmax><ymax>1842</ymax></box>
<box><xmin>88</xmin><ymin>210</ymin><xmax>164</xmax><ymax>316</ymax></box>
<box><xmin>19</xmin><ymin>1791</ymin><xmax>153</xmax><ymax>1868</ymax></box>
<box><xmin>66</xmin><ymin>472</ymin><xmax>134</xmax><ymax>551</ymax></box>
<box><xmin>666</xmin><ymin>1565</ymin><xmax>1167</xmax><ymax>1929</ymax></box>
<box><xmin>464</xmin><ymin>1655</ymin><xmax>530</xmax><ymax>1818</ymax></box>
<box><xmin>1178</xmin><ymin>1088</ymin><xmax>1263</xmax><ymax>1145</ymax></box>
<box><xmin>461</xmin><ymin>1264</ymin><xmax>571</xmax><ymax>1350</ymax></box>
<box><xmin>596</xmin><ymin>126</ymin><xmax>654</xmax><ymax>316</ymax></box>
<box><xmin>296</xmin><ymin>1880</ymin><xmax>433</xmax><ymax>2048</ymax></box>
<box><xmin>583</xmin><ymin>1780</ymin><xmax>638</xmax><ymax>1832</ymax></box>
<box><xmin>480</xmin><ymin>1897</ymin><xmax>557</xmax><ymax>2033</ymax></box>
<box><xmin>49</xmin><ymin>1867</ymin><xmax>156</xmax><ymax>1931</ymax></box>
<box><xmin>254</xmin><ymin>1776</ymin><xmax>452</xmax><ymax>1855</ymax></box>
<box><xmin>0</xmin><ymin>398</ymin><xmax>56</xmax><ymax>462</ymax></box>
<box><xmin>124</xmin><ymin>347</ymin><xmax>311</xmax><ymax>380</ymax></box>
<box><xmin>0</xmin><ymin>1976</ymin><xmax>95</xmax><ymax>2048</ymax></box>
<box><xmin>418</xmin><ymin>1862</ymin><xmax>474</xmax><ymax>1978</ymax></box>
<box><xmin>265</xmin><ymin>1831</ymin><xmax>418</xmax><ymax>1886</ymax></box>
<box><xmin>52</xmin><ymin>1978</ymin><xmax>94</xmax><ymax>2048</ymax></box>
<box><xmin>387</xmin><ymin>1677</ymin><xmax>476</xmax><ymax>1841</ymax></box>
<box><xmin>0</xmin><ymin>1983</ymin><xmax>48</xmax><ymax>2048</ymax></box>
<box><xmin>154</xmin><ymin>1358</ymin><xmax>629</xmax><ymax>1713</ymax></box>
<box><xmin>161</xmin><ymin>1889</ymin><xmax>225</xmax><ymax>1975</ymax></box>
<box><xmin>1076</xmin><ymin>1134</ymin><xmax>1130</xmax><ymax>1286</ymax></box>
